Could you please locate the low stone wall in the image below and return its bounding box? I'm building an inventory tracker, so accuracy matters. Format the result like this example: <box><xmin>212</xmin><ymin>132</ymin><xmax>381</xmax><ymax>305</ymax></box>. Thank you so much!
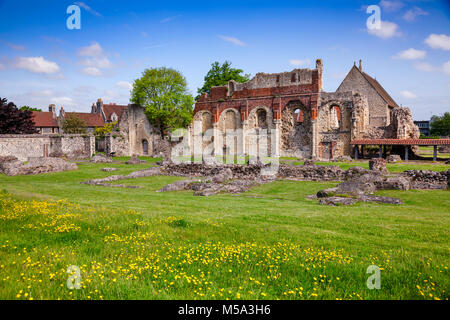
<box><xmin>161</xmin><ymin>163</ymin><xmax>374</xmax><ymax>181</ymax></box>
<box><xmin>402</xmin><ymin>170</ymin><xmax>449</xmax><ymax>189</ymax></box>
<box><xmin>161</xmin><ymin>163</ymin><xmax>448</xmax><ymax>189</ymax></box>
<box><xmin>0</xmin><ymin>134</ymin><xmax>95</xmax><ymax>161</ymax></box>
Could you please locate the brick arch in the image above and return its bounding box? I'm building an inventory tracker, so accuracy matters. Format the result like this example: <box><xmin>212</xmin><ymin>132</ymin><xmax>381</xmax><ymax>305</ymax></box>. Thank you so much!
<box><xmin>280</xmin><ymin>101</ymin><xmax>312</xmax><ymax>154</ymax></box>
<box><xmin>248</xmin><ymin>106</ymin><xmax>273</xmax><ymax>129</ymax></box>
<box><xmin>218</xmin><ymin>108</ymin><xmax>242</xmax><ymax>131</ymax></box>
<box><xmin>321</xmin><ymin>101</ymin><xmax>343</xmax><ymax>130</ymax></box>
<box><xmin>194</xmin><ymin>110</ymin><xmax>213</xmax><ymax>132</ymax></box>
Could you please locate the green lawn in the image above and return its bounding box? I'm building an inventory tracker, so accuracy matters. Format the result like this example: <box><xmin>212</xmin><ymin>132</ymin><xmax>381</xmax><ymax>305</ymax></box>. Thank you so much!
<box><xmin>0</xmin><ymin>158</ymin><xmax>448</xmax><ymax>300</ymax></box>
<box><xmin>417</xmin><ymin>146</ymin><xmax>450</xmax><ymax>159</ymax></box>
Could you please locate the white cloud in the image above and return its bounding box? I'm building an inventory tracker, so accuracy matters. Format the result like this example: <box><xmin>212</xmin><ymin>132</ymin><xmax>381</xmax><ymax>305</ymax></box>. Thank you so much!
<box><xmin>78</xmin><ymin>42</ymin><xmax>103</xmax><ymax>57</ymax></box>
<box><xmin>81</xmin><ymin>67</ymin><xmax>102</xmax><ymax>76</ymax></box>
<box><xmin>77</xmin><ymin>42</ymin><xmax>113</xmax><ymax>76</ymax></box>
<box><xmin>393</xmin><ymin>48</ymin><xmax>426</xmax><ymax>60</ymax></box>
<box><xmin>0</xmin><ymin>63</ymin><xmax>4</xmax><ymax>70</ymax></box>
<box><xmin>413</xmin><ymin>61</ymin><xmax>450</xmax><ymax>74</ymax></box>
<box><xmin>367</xmin><ymin>20</ymin><xmax>401</xmax><ymax>39</ymax></box>
<box><xmin>400</xmin><ymin>90</ymin><xmax>417</xmax><ymax>99</ymax></box>
<box><xmin>116</xmin><ymin>81</ymin><xmax>133</xmax><ymax>90</ymax></box>
<box><xmin>379</xmin><ymin>0</ymin><xmax>404</xmax><ymax>12</ymax></box>
<box><xmin>74</xmin><ymin>2</ymin><xmax>102</xmax><ymax>17</ymax></box>
<box><xmin>443</xmin><ymin>61</ymin><xmax>450</xmax><ymax>75</ymax></box>
<box><xmin>218</xmin><ymin>35</ymin><xmax>246</xmax><ymax>47</ymax></box>
<box><xmin>289</xmin><ymin>59</ymin><xmax>311</xmax><ymax>66</ymax></box>
<box><xmin>15</xmin><ymin>56</ymin><xmax>60</xmax><ymax>74</ymax></box>
<box><xmin>50</xmin><ymin>96</ymin><xmax>76</xmax><ymax>107</ymax></box>
<box><xmin>80</xmin><ymin>56</ymin><xmax>112</xmax><ymax>69</ymax></box>
<box><xmin>403</xmin><ymin>7</ymin><xmax>429</xmax><ymax>22</ymax></box>
<box><xmin>425</xmin><ymin>34</ymin><xmax>450</xmax><ymax>51</ymax></box>
<box><xmin>414</xmin><ymin>62</ymin><xmax>437</xmax><ymax>72</ymax></box>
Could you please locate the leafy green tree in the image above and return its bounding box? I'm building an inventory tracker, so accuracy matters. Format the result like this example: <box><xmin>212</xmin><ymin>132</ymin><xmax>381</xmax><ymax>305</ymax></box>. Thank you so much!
<box><xmin>197</xmin><ymin>61</ymin><xmax>251</xmax><ymax>99</ymax></box>
<box><xmin>0</xmin><ymin>98</ymin><xmax>37</xmax><ymax>134</ymax></box>
<box><xmin>94</xmin><ymin>121</ymin><xmax>118</xmax><ymax>138</ymax></box>
<box><xmin>20</xmin><ymin>106</ymin><xmax>42</xmax><ymax>112</ymax></box>
<box><xmin>131</xmin><ymin>67</ymin><xmax>194</xmax><ymax>137</ymax></box>
<box><xmin>61</xmin><ymin>114</ymin><xmax>87</xmax><ymax>134</ymax></box>
<box><xmin>430</xmin><ymin>112</ymin><xmax>450</xmax><ymax>137</ymax></box>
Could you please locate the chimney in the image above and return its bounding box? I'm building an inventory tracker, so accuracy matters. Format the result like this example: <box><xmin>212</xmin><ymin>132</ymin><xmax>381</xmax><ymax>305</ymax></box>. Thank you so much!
<box><xmin>96</xmin><ymin>98</ymin><xmax>104</xmax><ymax>114</ymax></box>
<box><xmin>359</xmin><ymin>59</ymin><xmax>363</xmax><ymax>72</ymax></box>
<box><xmin>59</xmin><ymin>106</ymin><xmax>65</xmax><ymax>118</ymax></box>
<box><xmin>48</xmin><ymin>104</ymin><xmax>56</xmax><ymax>118</ymax></box>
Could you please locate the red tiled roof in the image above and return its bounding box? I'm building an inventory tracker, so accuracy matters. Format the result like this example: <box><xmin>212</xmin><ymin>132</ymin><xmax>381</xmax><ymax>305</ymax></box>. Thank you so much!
<box><xmin>351</xmin><ymin>139</ymin><xmax>450</xmax><ymax>146</ymax></box>
<box><xmin>103</xmin><ymin>104</ymin><xmax>127</xmax><ymax>121</ymax></box>
<box><xmin>31</xmin><ymin>111</ymin><xmax>58</xmax><ymax>128</ymax></box>
<box><xmin>66</xmin><ymin>112</ymin><xmax>104</xmax><ymax>127</ymax></box>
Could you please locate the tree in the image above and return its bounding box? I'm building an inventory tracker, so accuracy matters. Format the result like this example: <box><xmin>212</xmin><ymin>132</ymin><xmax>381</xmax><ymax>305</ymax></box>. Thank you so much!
<box><xmin>131</xmin><ymin>67</ymin><xmax>194</xmax><ymax>137</ymax></box>
<box><xmin>61</xmin><ymin>114</ymin><xmax>87</xmax><ymax>134</ymax></box>
<box><xmin>20</xmin><ymin>106</ymin><xmax>42</xmax><ymax>112</ymax></box>
<box><xmin>0</xmin><ymin>97</ymin><xmax>37</xmax><ymax>134</ymax></box>
<box><xmin>197</xmin><ymin>61</ymin><xmax>251</xmax><ymax>99</ymax></box>
<box><xmin>430</xmin><ymin>112</ymin><xmax>450</xmax><ymax>137</ymax></box>
<box><xmin>94</xmin><ymin>121</ymin><xmax>118</xmax><ymax>138</ymax></box>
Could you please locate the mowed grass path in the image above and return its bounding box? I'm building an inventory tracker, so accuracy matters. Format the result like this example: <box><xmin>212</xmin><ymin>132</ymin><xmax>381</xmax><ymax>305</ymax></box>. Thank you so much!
<box><xmin>0</xmin><ymin>158</ymin><xmax>448</xmax><ymax>300</ymax></box>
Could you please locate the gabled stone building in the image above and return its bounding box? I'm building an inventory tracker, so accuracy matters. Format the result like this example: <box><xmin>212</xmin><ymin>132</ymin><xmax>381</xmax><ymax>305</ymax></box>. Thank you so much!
<box><xmin>91</xmin><ymin>98</ymin><xmax>160</xmax><ymax>157</ymax></box>
<box><xmin>186</xmin><ymin>59</ymin><xmax>419</xmax><ymax>161</ymax></box>
<box><xmin>337</xmin><ymin>60</ymin><xmax>399</xmax><ymax>127</ymax></box>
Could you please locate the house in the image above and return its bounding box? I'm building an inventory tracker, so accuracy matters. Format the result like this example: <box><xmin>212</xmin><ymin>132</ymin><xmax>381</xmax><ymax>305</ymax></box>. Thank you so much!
<box><xmin>31</xmin><ymin>104</ymin><xmax>60</xmax><ymax>134</ymax></box>
<box><xmin>59</xmin><ymin>107</ymin><xmax>104</xmax><ymax>134</ymax></box>
<box><xmin>414</xmin><ymin>120</ymin><xmax>431</xmax><ymax>136</ymax></box>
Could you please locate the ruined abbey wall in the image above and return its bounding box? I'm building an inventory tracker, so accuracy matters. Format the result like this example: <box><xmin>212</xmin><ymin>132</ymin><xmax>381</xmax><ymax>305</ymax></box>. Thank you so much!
<box><xmin>0</xmin><ymin>134</ymin><xmax>95</xmax><ymax>161</ymax></box>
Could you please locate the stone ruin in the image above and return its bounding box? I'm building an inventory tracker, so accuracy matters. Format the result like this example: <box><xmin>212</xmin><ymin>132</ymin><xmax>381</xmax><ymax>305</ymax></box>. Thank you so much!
<box><xmin>79</xmin><ymin>160</ymin><xmax>449</xmax><ymax>203</ymax></box>
<box><xmin>181</xmin><ymin>59</ymin><xmax>420</xmax><ymax>162</ymax></box>
<box><xmin>0</xmin><ymin>156</ymin><xmax>77</xmax><ymax>176</ymax></box>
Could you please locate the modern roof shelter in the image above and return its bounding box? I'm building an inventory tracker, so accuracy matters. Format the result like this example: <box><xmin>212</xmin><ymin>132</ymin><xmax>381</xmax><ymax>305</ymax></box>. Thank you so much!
<box><xmin>350</xmin><ymin>139</ymin><xmax>450</xmax><ymax>161</ymax></box>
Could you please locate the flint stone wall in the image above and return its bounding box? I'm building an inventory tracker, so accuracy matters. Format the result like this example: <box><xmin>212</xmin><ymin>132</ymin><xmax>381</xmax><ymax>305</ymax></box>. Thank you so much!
<box><xmin>0</xmin><ymin>134</ymin><xmax>95</xmax><ymax>161</ymax></box>
<box><xmin>161</xmin><ymin>163</ymin><xmax>448</xmax><ymax>189</ymax></box>
<box><xmin>402</xmin><ymin>170</ymin><xmax>449</xmax><ymax>189</ymax></box>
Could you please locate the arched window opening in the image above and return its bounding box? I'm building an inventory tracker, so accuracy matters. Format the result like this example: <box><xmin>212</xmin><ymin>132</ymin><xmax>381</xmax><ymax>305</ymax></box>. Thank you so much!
<box><xmin>224</xmin><ymin>110</ymin><xmax>237</xmax><ymax>130</ymax></box>
<box><xmin>256</xmin><ymin>109</ymin><xmax>268</xmax><ymax>128</ymax></box>
<box><xmin>330</xmin><ymin>105</ymin><xmax>341</xmax><ymax>129</ymax></box>
<box><xmin>294</xmin><ymin>108</ymin><xmax>303</xmax><ymax>123</ymax></box>
<box><xmin>142</xmin><ymin>139</ymin><xmax>148</xmax><ymax>155</ymax></box>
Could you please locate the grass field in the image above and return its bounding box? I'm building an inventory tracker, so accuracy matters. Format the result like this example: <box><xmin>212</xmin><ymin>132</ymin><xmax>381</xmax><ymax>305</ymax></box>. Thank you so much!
<box><xmin>417</xmin><ymin>146</ymin><xmax>450</xmax><ymax>159</ymax></box>
<box><xmin>0</xmin><ymin>157</ymin><xmax>448</xmax><ymax>300</ymax></box>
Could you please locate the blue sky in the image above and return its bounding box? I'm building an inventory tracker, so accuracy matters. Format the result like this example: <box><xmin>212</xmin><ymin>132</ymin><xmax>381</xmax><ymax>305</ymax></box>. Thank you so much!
<box><xmin>0</xmin><ymin>0</ymin><xmax>449</xmax><ymax>120</ymax></box>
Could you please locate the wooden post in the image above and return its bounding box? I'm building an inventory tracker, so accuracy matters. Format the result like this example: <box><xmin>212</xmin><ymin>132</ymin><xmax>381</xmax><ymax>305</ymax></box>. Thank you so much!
<box><xmin>354</xmin><ymin>145</ymin><xmax>359</xmax><ymax>160</ymax></box>
<box><xmin>433</xmin><ymin>145</ymin><xmax>437</xmax><ymax>161</ymax></box>
<box><xmin>405</xmin><ymin>146</ymin><xmax>409</xmax><ymax>161</ymax></box>
<box><xmin>379</xmin><ymin>145</ymin><xmax>383</xmax><ymax>158</ymax></box>
<box><xmin>361</xmin><ymin>145</ymin><xmax>364</xmax><ymax>159</ymax></box>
